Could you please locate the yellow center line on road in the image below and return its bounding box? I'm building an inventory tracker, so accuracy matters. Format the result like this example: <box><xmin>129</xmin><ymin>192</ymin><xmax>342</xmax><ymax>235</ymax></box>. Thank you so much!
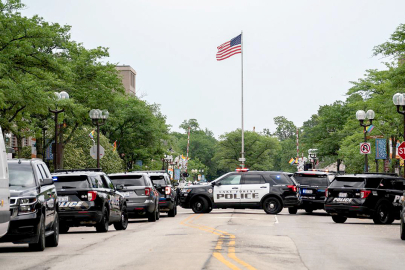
<box><xmin>180</xmin><ymin>214</ymin><xmax>257</xmax><ymax>270</ymax></box>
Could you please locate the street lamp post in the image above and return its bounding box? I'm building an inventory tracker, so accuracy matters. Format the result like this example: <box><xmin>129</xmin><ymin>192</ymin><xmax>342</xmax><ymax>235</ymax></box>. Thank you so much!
<box><xmin>49</xmin><ymin>91</ymin><xmax>69</xmax><ymax>172</ymax></box>
<box><xmin>393</xmin><ymin>93</ymin><xmax>405</xmax><ymax>177</ymax></box>
<box><xmin>356</xmin><ymin>109</ymin><xmax>375</xmax><ymax>173</ymax></box>
<box><xmin>89</xmin><ymin>109</ymin><xmax>109</xmax><ymax>169</ymax></box>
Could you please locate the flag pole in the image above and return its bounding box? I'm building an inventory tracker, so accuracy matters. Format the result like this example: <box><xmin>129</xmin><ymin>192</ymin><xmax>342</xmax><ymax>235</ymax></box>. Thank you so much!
<box><xmin>241</xmin><ymin>31</ymin><xmax>245</xmax><ymax>169</ymax></box>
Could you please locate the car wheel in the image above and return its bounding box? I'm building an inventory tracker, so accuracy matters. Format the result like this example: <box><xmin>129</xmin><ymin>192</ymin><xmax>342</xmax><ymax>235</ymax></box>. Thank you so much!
<box><xmin>263</xmin><ymin>197</ymin><xmax>282</xmax><ymax>214</ymax></box>
<box><xmin>96</xmin><ymin>208</ymin><xmax>109</xmax><ymax>232</ymax></box>
<box><xmin>191</xmin><ymin>197</ymin><xmax>209</xmax><ymax>213</ymax></box>
<box><xmin>401</xmin><ymin>215</ymin><xmax>405</xmax><ymax>240</ymax></box>
<box><xmin>288</xmin><ymin>207</ymin><xmax>298</xmax><ymax>214</ymax></box>
<box><xmin>59</xmin><ymin>223</ymin><xmax>69</xmax><ymax>234</ymax></box>
<box><xmin>114</xmin><ymin>206</ymin><xmax>128</xmax><ymax>231</ymax></box>
<box><xmin>331</xmin><ymin>215</ymin><xmax>347</xmax><ymax>223</ymax></box>
<box><xmin>148</xmin><ymin>207</ymin><xmax>157</xmax><ymax>222</ymax></box>
<box><xmin>46</xmin><ymin>212</ymin><xmax>59</xmax><ymax>247</ymax></box>
<box><xmin>168</xmin><ymin>204</ymin><xmax>176</xmax><ymax>217</ymax></box>
<box><xmin>305</xmin><ymin>208</ymin><xmax>313</xmax><ymax>214</ymax></box>
<box><xmin>29</xmin><ymin>214</ymin><xmax>46</xmax><ymax>251</ymax></box>
<box><xmin>373</xmin><ymin>201</ymin><xmax>394</xmax><ymax>224</ymax></box>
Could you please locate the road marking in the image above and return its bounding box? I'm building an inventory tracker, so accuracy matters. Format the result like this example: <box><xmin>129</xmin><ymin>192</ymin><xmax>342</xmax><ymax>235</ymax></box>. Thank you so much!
<box><xmin>180</xmin><ymin>214</ymin><xmax>257</xmax><ymax>270</ymax></box>
<box><xmin>275</xmin><ymin>215</ymin><xmax>279</xmax><ymax>224</ymax></box>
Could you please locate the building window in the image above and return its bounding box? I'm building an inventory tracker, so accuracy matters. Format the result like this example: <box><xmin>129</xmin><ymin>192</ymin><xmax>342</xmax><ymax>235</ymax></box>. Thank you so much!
<box><xmin>130</xmin><ymin>72</ymin><xmax>135</xmax><ymax>88</ymax></box>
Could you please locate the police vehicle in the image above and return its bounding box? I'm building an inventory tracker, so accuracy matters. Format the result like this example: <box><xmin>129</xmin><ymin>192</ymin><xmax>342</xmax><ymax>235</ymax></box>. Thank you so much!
<box><xmin>325</xmin><ymin>173</ymin><xmax>405</xmax><ymax>224</ymax></box>
<box><xmin>0</xmin><ymin>159</ymin><xmax>58</xmax><ymax>251</ymax></box>
<box><xmin>179</xmin><ymin>170</ymin><xmax>300</xmax><ymax>214</ymax></box>
<box><xmin>290</xmin><ymin>171</ymin><xmax>335</xmax><ymax>214</ymax></box>
<box><xmin>52</xmin><ymin>169</ymin><xmax>128</xmax><ymax>233</ymax></box>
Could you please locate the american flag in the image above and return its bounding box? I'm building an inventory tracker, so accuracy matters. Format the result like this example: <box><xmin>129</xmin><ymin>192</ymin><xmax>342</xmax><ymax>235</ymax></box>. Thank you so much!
<box><xmin>216</xmin><ymin>34</ymin><xmax>242</xmax><ymax>61</ymax></box>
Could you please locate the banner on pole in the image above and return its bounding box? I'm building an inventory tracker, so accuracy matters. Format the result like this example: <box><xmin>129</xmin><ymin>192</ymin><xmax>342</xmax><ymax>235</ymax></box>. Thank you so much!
<box><xmin>375</xmin><ymin>139</ymin><xmax>387</xmax><ymax>160</ymax></box>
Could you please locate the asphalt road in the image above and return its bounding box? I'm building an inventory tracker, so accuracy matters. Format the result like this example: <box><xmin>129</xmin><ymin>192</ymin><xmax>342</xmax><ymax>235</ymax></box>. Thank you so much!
<box><xmin>0</xmin><ymin>208</ymin><xmax>404</xmax><ymax>270</ymax></box>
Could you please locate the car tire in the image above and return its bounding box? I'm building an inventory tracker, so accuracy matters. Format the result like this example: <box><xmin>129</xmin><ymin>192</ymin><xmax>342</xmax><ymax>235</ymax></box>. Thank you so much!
<box><xmin>191</xmin><ymin>197</ymin><xmax>209</xmax><ymax>214</ymax></box>
<box><xmin>263</xmin><ymin>197</ymin><xmax>282</xmax><ymax>214</ymax></box>
<box><xmin>288</xmin><ymin>207</ymin><xmax>298</xmax><ymax>214</ymax></box>
<box><xmin>168</xmin><ymin>204</ymin><xmax>176</xmax><ymax>217</ymax></box>
<box><xmin>46</xmin><ymin>212</ymin><xmax>59</xmax><ymax>247</ymax></box>
<box><xmin>96</xmin><ymin>208</ymin><xmax>109</xmax><ymax>232</ymax></box>
<box><xmin>59</xmin><ymin>223</ymin><xmax>69</xmax><ymax>234</ymax></box>
<box><xmin>305</xmin><ymin>208</ymin><xmax>313</xmax><ymax>214</ymax></box>
<box><xmin>373</xmin><ymin>201</ymin><xmax>394</xmax><ymax>225</ymax></box>
<box><xmin>29</xmin><ymin>214</ymin><xmax>46</xmax><ymax>251</ymax></box>
<box><xmin>114</xmin><ymin>206</ymin><xmax>128</xmax><ymax>231</ymax></box>
<box><xmin>332</xmin><ymin>215</ymin><xmax>347</xmax><ymax>223</ymax></box>
<box><xmin>148</xmin><ymin>207</ymin><xmax>157</xmax><ymax>222</ymax></box>
<box><xmin>401</xmin><ymin>215</ymin><xmax>405</xmax><ymax>240</ymax></box>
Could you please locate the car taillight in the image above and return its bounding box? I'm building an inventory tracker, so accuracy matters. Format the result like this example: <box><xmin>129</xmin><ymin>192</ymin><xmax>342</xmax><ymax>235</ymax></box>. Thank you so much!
<box><xmin>360</xmin><ymin>190</ymin><xmax>371</xmax><ymax>199</ymax></box>
<box><xmin>287</xmin><ymin>185</ymin><xmax>297</xmax><ymax>192</ymax></box>
<box><xmin>165</xmin><ymin>186</ymin><xmax>171</xmax><ymax>195</ymax></box>
<box><xmin>88</xmin><ymin>191</ymin><xmax>97</xmax><ymax>201</ymax></box>
<box><xmin>325</xmin><ymin>188</ymin><xmax>328</xmax><ymax>197</ymax></box>
<box><xmin>145</xmin><ymin>187</ymin><xmax>151</xmax><ymax>196</ymax></box>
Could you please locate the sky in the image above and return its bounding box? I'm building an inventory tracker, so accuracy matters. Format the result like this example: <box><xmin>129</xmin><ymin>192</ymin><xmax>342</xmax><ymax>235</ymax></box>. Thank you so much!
<box><xmin>21</xmin><ymin>0</ymin><xmax>405</xmax><ymax>137</ymax></box>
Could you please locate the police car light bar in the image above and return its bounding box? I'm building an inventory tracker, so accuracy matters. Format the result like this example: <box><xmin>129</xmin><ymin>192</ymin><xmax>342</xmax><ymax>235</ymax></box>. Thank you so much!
<box><xmin>236</xmin><ymin>168</ymin><xmax>249</xmax><ymax>172</ymax></box>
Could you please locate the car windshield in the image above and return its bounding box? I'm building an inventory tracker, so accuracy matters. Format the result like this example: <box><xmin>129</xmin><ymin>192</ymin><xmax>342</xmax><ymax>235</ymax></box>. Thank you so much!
<box><xmin>109</xmin><ymin>175</ymin><xmax>146</xmax><ymax>186</ymax></box>
<box><xmin>329</xmin><ymin>177</ymin><xmax>379</xmax><ymax>189</ymax></box>
<box><xmin>293</xmin><ymin>173</ymin><xmax>330</xmax><ymax>187</ymax></box>
<box><xmin>53</xmin><ymin>175</ymin><xmax>90</xmax><ymax>189</ymax></box>
<box><xmin>9</xmin><ymin>163</ymin><xmax>36</xmax><ymax>188</ymax></box>
<box><xmin>150</xmin><ymin>175</ymin><xmax>166</xmax><ymax>186</ymax></box>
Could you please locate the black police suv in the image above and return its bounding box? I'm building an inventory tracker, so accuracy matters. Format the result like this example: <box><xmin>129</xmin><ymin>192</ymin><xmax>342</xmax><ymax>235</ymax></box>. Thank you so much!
<box><xmin>108</xmin><ymin>172</ymin><xmax>160</xmax><ymax>222</ymax></box>
<box><xmin>148</xmin><ymin>172</ymin><xmax>178</xmax><ymax>217</ymax></box>
<box><xmin>52</xmin><ymin>170</ymin><xmax>128</xmax><ymax>233</ymax></box>
<box><xmin>289</xmin><ymin>171</ymin><xmax>335</xmax><ymax>214</ymax></box>
<box><xmin>179</xmin><ymin>170</ymin><xmax>300</xmax><ymax>214</ymax></box>
<box><xmin>325</xmin><ymin>173</ymin><xmax>405</xmax><ymax>224</ymax></box>
<box><xmin>0</xmin><ymin>159</ymin><xmax>59</xmax><ymax>251</ymax></box>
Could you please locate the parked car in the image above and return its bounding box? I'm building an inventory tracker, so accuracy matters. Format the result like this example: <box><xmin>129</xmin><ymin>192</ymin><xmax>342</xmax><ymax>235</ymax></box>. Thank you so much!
<box><xmin>325</xmin><ymin>173</ymin><xmax>405</xmax><ymax>224</ymax></box>
<box><xmin>0</xmin><ymin>127</ymin><xmax>10</xmax><ymax>239</ymax></box>
<box><xmin>179</xmin><ymin>170</ymin><xmax>300</xmax><ymax>214</ymax></box>
<box><xmin>52</xmin><ymin>169</ymin><xmax>128</xmax><ymax>233</ymax></box>
<box><xmin>148</xmin><ymin>172</ymin><xmax>178</xmax><ymax>217</ymax></box>
<box><xmin>108</xmin><ymin>172</ymin><xmax>160</xmax><ymax>222</ymax></box>
<box><xmin>289</xmin><ymin>171</ymin><xmax>336</xmax><ymax>214</ymax></box>
<box><xmin>0</xmin><ymin>159</ymin><xmax>58</xmax><ymax>251</ymax></box>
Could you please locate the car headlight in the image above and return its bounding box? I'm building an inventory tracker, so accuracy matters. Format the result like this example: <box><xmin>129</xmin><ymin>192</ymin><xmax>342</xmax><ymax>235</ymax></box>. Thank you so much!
<box><xmin>18</xmin><ymin>197</ymin><xmax>37</xmax><ymax>215</ymax></box>
<box><xmin>20</xmin><ymin>198</ymin><xmax>37</xmax><ymax>205</ymax></box>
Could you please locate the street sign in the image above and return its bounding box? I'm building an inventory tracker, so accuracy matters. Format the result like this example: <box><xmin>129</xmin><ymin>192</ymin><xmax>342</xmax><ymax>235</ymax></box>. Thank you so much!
<box><xmin>397</xmin><ymin>142</ymin><xmax>405</xmax><ymax>159</ymax></box>
<box><xmin>366</xmin><ymin>135</ymin><xmax>384</xmax><ymax>139</ymax></box>
<box><xmin>90</xmin><ymin>145</ymin><xmax>105</xmax><ymax>159</ymax></box>
<box><xmin>384</xmin><ymin>159</ymin><xmax>390</xmax><ymax>172</ymax></box>
<box><xmin>239</xmin><ymin>158</ymin><xmax>246</xmax><ymax>162</ymax></box>
<box><xmin>360</xmin><ymin>142</ymin><xmax>371</xmax><ymax>155</ymax></box>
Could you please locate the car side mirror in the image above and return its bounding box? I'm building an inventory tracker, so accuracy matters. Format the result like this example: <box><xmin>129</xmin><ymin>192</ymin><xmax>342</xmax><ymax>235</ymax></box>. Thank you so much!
<box><xmin>116</xmin><ymin>184</ymin><xmax>124</xmax><ymax>190</ymax></box>
<box><xmin>212</xmin><ymin>182</ymin><xmax>220</xmax><ymax>186</ymax></box>
<box><xmin>41</xmin><ymin>178</ymin><xmax>54</xmax><ymax>186</ymax></box>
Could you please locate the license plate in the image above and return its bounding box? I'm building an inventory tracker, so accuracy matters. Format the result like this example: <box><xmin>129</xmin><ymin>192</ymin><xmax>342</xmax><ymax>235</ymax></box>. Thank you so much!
<box><xmin>59</xmin><ymin>196</ymin><xmax>69</xmax><ymax>202</ymax></box>
<box><xmin>302</xmin><ymin>189</ymin><xmax>313</xmax><ymax>194</ymax></box>
<box><xmin>122</xmin><ymin>192</ymin><xmax>130</xmax><ymax>197</ymax></box>
<box><xmin>339</xmin><ymin>192</ymin><xmax>348</xmax><ymax>198</ymax></box>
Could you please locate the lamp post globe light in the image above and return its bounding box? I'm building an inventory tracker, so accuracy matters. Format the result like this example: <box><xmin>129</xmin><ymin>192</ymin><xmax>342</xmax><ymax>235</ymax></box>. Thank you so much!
<box><xmin>356</xmin><ymin>109</ymin><xmax>375</xmax><ymax>173</ymax></box>
<box><xmin>89</xmin><ymin>109</ymin><xmax>109</xmax><ymax>169</ymax></box>
<box><xmin>49</xmin><ymin>91</ymin><xmax>69</xmax><ymax>172</ymax></box>
<box><xmin>393</xmin><ymin>93</ymin><xmax>405</xmax><ymax>177</ymax></box>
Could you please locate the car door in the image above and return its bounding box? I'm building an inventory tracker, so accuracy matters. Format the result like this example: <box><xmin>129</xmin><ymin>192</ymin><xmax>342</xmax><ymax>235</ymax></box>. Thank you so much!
<box><xmin>213</xmin><ymin>173</ymin><xmax>241</xmax><ymax>206</ymax></box>
<box><xmin>35</xmin><ymin>164</ymin><xmax>52</xmax><ymax>227</ymax></box>
<box><xmin>240</xmin><ymin>174</ymin><xmax>269</xmax><ymax>205</ymax></box>
<box><xmin>101</xmin><ymin>175</ymin><xmax>120</xmax><ymax>221</ymax></box>
<box><xmin>39</xmin><ymin>164</ymin><xmax>56</xmax><ymax>221</ymax></box>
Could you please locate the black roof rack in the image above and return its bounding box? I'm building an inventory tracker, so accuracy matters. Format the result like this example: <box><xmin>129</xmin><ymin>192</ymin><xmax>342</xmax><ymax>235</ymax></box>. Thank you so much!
<box><xmin>132</xmin><ymin>170</ymin><xmax>166</xmax><ymax>174</ymax></box>
<box><xmin>353</xmin><ymin>172</ymin><xmax>399</xmax><ymax>176</ymax></box>
<box><xmin>55</xmin><ymin>168</ymin><xmax>102</xmax><ymax>174</ymax></box>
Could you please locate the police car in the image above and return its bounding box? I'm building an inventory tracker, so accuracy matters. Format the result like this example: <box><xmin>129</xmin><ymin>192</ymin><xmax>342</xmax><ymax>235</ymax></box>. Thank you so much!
<box><xmin>179</xmin><ymin>169</ymin><xmax>300</xmax><ymax>214</ymax></box>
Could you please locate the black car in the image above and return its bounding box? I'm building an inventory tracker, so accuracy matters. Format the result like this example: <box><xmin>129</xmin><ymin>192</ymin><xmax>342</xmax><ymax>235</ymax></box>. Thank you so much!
<box><xmin>289</xmin><ymin>171</ymin><xmax>335</xmax><ymax>214</ymax></box>
<box><xmin>179</xmin><ymin>170</ymin><xmax>300</xmax><ymax>214</ymax></box>
<box><xmin>108</xmin><ymin>172</ymin><xmax>160</xmax><ymax>222</ymax></box>
<box><xmin>0</xmin><ymin>159</ymin><xmax>59</xmax><ymax>251</ymax></box>
<box><xmin>52</xmin><ymin>169</ymin><xmax>128</xmax><ymax>233</ymax></box>
<box><xmin>325</xmin><ymin>173</ymin><xmax>405</xmax><ymax>224</ymax></box>
<box><xmin>148</xmin><ymin>172</ymin><xmax>177</xmax><ymax>217</ymax></box>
